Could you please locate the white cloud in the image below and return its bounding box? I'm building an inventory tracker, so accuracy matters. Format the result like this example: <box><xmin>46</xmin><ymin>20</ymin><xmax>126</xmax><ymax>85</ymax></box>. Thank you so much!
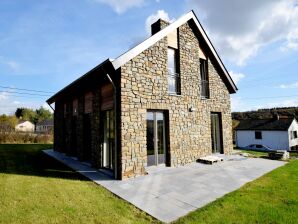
<box><xmin>0</xmin><ymin>56</ymin><xmax>20</xmax><ymax>71</ymax></box>
<box><xmin>145</xmin><ymin>10</ymin><xmax>175</xmax><ymax>35</ymax></box>
<box><xmin>42</xmin><ymin>103</ymin><xmax>54</xmax><ymax>113</ymax></box>
<box><xmin>231</xmin><ymin>96</ymin><xmax>266</xmax><ymax>112</ymax></box>
<box><xmin>188</xmin><ymin>0</ymin><xmax>298</xmax><ymax>65</ymax></box>
<box><xmin>0</xmin><ymin>92</ymin><xmax>9</xmax><ymax>101</ymax></box>
<box><xmin>229</xmin><ymin>71</ymin><xmax>245</xmax><ymax>85</ymax></box>
<box><xmin>267</xmin><ymin>99</ymin><xmax>298</xmax><ymax>108</ymax></box>
<box><xmin>0</xmin><ymin>92</ymin><xmax>49</xmax><ymax>115</ymax></box>
<box><xmin>279</xmin><ymin>82</ymin><xmax>298</xmax><ymax>89</ymax></box>
<box><xmin>93</xmin><ymin>0</ymin><xmax>145</xmax><ymax>14</ymax></box>
<box><xmin>6</xmin><ymin>60</ymin><xmax>20</xmax><ymax>71</ymax></box>
<box><xmin>231</xmin><ymin>96</ymin><xmax>256</xmax><ymax>112</ymax></box>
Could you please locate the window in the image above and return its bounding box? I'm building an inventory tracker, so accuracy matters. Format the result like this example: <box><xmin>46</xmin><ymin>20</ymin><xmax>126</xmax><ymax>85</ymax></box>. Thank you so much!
<box><xmin>255</xmin><ymin>131</ymin><xmax>262</xmax><ymax>139</ymax></box>
<box><xmin>291</xmin><ymin>131</ymin><xmax>298</xmax><ymax>139</ymax></box>
<box><xmin>200</xmin><ymin>58</ymin><xmax>209</xmax><ymax>99</ymax></box>
<box><xmin>167</xmin><ymin>48</ymin><xmax>180</xmax><ymax>94</ymax></box>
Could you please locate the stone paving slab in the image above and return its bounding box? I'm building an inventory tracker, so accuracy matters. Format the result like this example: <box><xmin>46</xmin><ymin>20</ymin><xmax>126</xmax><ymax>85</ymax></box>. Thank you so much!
<box><xmin>43</xmin><ymin>149</ymin><xmax>285</xmax><ymax>223</ymax></box>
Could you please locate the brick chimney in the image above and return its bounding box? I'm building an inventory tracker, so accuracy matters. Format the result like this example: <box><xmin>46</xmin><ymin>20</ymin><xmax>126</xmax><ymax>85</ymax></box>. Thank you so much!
<box><xmin>151</xmin><ymin>19</ymin><xmax>170</xmax><ymax>35</ymax></box>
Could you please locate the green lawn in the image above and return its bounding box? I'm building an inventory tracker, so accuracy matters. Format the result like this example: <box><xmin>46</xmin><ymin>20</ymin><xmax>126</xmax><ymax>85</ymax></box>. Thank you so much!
<box><xmin>233</xmin><ymin>148</ymin><xmax>298</xmax><ymax>160</ymax></box>
<box><xmin>175</xmin><ymin>160</ymin><xmax>298</xmax><ymax>224</ymax></box>
<box><xmin>0</xmin><ymin>144</ymin><xmax>155</xmax><ymax>224</ymax></box>
<box><xmin>0</xmin><ymin>144</ymin><xmax>297</xmax><ymax>224</ymax></box>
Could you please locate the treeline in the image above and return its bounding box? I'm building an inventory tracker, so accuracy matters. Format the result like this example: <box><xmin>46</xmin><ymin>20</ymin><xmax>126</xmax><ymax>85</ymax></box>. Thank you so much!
<box><xmin>15</xmin><ymin>107</ymin><xmax>53</xmax><ymax>124</ymax></box>
<box><xmin>0</xmin><ymin>106</ymin><xmax>53</xmax><ymax>131</ymax></box>
<box><xmin>232</xmin><ymin>107</ymin><xmax>298</xmax><ymax>120</ymax></box>
<box><xmin>0</xmin><ymin>106</ymin><xmax>53</xmax><ymax>143</ymax></box>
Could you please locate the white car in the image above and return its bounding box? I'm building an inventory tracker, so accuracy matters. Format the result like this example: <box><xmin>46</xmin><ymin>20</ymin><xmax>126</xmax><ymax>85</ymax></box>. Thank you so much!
<box><xmin>241</xmin><ymin>144</ymin><xmax>274</xmax><ymax>152</ymax></box>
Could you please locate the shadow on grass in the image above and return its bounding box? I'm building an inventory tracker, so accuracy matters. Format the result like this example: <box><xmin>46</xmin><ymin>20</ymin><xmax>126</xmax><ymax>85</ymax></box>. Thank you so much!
<box><xmin>0</xmin><ymin>144</ymin><xmax>88</xmax><ymax>181</ymax></box>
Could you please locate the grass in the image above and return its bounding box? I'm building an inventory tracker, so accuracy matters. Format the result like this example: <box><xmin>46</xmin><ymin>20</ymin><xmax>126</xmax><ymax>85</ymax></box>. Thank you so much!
<box><xmin>0</xmin><ymin>144</ymin><xmax>156</xmax><ymax>224</ymax></box>
<box><xmin>233</xmin><ymin>148</ymin><xmax>298</xmax><ymax>160</ymax></box>
<box><xmin>1</xmin><ymin>144</ymin><xmax>297</xmax><ymax>224</ymax></box>
<box><xmin>239</xmin><ymin>149</ymin><xmax>268</xmax><ymax>158</ymax></box>
<box><xmin>175</xmin><ymin>160</ymin><xmax>298</xmax><ymax>224</ymax></box>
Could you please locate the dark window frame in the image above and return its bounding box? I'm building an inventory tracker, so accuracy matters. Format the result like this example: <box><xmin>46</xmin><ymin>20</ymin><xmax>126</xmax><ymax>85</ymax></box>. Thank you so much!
<box><xmin>255</xmin><ymin>131</ymin><xmax>262</xmax><ymax>139</ymax></box>
<box><xmin>200</xmin><ymin>58</ymin><xmax>209</xmax><ymax>99</ymax></box>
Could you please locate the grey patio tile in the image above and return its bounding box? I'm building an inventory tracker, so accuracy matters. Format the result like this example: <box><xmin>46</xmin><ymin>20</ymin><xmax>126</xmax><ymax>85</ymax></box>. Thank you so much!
<box><xmin>43</xmin><ymin>149</ymin><xmax>285</xmax><ymax>223</ymax></box>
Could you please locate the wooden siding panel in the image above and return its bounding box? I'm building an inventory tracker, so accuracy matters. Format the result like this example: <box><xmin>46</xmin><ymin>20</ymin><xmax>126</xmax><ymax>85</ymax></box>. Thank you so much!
<box><xmin>73</xmin><ymin>98</ymin><xmax>78</xmax><ymax>116</ymax></box>
<box><xmin>85</xmin><ymin>92</ymin><xmax>93</xmax><ymax>114</ymax></box>
<box><xmin>101</xmin><ymin>83</ymin><xmax>114</xmax><ymax>110</ymax></box>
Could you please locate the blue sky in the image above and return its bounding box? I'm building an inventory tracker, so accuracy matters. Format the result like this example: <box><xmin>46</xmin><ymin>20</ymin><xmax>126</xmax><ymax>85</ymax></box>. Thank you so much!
<box><xmin>0</xmin><ymin>0</ymin><xmax>298</xmax><ymax>114</ymax></box>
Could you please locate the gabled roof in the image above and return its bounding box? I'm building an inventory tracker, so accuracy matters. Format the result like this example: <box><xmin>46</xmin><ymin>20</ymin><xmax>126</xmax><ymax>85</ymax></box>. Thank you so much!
<box><xmin>235</xmin><ymin>118</ymin><xmax>295</xmax><ymax>131</ymax></box>
<box><xmin>47</xmin><ymin>10</ymin><xmax>237</xmax><ymax>104</ymax></box>
<box><xmin>111</xmin><ymin>10</ymin><xmax>237</xmax><ymax>93</ymax></box>
<box><xmin>36</xmin><ymin>119</ymin><xmax>53</xmax><ymax>126</ymax></box>
<box><xmin>17</xmin><ymin>120</ymin><xmax>33</xmax><ymax>125</ymax></box>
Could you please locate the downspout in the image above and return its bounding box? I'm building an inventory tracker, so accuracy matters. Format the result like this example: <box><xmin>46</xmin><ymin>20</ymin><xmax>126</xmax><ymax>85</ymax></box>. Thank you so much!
<box><xmin>105</xmin><ymin>73</ymin><xmax>118</xmax><ymax>180</ymax></box>
<box><xmin>47</xmin><ymin>103</ymin><xmax>55</xmax><ymax>112</ymax></box>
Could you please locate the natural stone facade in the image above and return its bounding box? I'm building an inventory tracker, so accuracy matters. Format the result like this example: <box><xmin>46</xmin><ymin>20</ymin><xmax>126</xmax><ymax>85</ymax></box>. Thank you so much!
<box><xmin>120</xmin><ymin>21</ymin><xmax>233</xmax><ymax>179</ymax></box>
<box><xmin>51</xmin><ymin>15</ymin><xmax>234</xmax><ymax>180</ymax></box>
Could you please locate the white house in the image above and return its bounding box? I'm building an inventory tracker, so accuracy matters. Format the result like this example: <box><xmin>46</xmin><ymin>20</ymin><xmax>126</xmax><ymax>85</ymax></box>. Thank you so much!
<box><xmin>236</xmin><ymin>118</ymin><xmax>298</xmax><ymax>151</ymax></box>
<box><xmin>15</xmin><ymin>120</ymin><xmax>35</xmax><ymax>132</ymax></box>
<box><xmin>36</xmin><ymin>119</ymin><xmax>53</xmax><ymax>133</ymax></box>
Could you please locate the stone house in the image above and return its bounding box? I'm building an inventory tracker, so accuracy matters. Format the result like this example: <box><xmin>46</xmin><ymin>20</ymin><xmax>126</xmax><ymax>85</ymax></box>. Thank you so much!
<box><xmin>47</xmin><ymin>11</ymin><xmax>237</xmax><ymax>180</ymax></box>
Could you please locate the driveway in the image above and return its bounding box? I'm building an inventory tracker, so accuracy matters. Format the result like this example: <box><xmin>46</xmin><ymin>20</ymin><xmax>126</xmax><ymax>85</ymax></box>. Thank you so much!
<box><xmin>44</xmin><ymin>150</ymin><xmax>285</xmax><ymax>223</ymax></box>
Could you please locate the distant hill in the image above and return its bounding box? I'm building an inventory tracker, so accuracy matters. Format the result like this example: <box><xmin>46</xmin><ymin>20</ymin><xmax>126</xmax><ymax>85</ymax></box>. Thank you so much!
<box><xmin>232</xmin><ymin>107</ymin><xmax>298</xmax><ymax>120</ymax></box>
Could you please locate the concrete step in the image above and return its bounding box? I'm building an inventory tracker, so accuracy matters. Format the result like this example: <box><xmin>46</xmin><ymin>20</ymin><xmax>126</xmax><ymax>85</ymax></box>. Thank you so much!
<box><xmin>197</xmin><ymin>155</ymin><xmax>223</xmax><ymax>164</ymax></box>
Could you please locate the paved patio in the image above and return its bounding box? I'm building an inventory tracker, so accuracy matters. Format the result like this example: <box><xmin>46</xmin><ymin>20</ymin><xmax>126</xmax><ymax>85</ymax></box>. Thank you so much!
<box><xmin>44</xmin><ymin>149</ymin><xmax>285</xmax><ymax>223</ymax></box>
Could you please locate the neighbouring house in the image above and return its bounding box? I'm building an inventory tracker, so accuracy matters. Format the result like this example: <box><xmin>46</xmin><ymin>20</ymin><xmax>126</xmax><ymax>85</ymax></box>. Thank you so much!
<box><xmin>36</xmin><ymin>119</ymin><xmax>54</xmax><ymax>133</ymax></box>
<box><xmin>47</xmin><ymin>11</ymin><xmax>237</xmax><ymax>180</ymax></box>
<box><xmin>235</xmin><ymin>117</ymin><xmax>298</xmax><ymax>151</ymax></box>
<box><xmin>15</xmin><ymin>120</ymin><xmax>35</xmax><ymax>132</ymax></box>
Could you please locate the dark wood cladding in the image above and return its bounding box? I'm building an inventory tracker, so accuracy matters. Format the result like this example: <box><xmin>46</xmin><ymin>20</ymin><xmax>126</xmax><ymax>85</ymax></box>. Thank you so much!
<box><xmin>101</xmin><ymin>83</ymin><xmax>114</xmax><ymax>110</ymax></box>
<box><xmin>84</xmin><ymin>92</ymin><xmax>93</xmax><ymax>114</ymax></box>
<box><xmin>73</xmin><ymin>98</ymin><xmax>78</xmax><ymax>116</ymax></box>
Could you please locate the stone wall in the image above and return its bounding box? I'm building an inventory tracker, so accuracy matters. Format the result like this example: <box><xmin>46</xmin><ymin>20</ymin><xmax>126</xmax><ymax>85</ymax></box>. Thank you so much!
<box><xmin>120</xmin><ymin>21</ymin><xmax>233</xmax><ymax>179</ymax></box>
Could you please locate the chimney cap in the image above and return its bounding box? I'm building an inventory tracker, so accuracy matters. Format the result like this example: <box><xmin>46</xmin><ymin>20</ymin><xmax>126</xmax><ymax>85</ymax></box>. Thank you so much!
<box><xmin>151</xmin><ymin>19</ymin><xmax>170</xmax><ymax>35</ymax></box>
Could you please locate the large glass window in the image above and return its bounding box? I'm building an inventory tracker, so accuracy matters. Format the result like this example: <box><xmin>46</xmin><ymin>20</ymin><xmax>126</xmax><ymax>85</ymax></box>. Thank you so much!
<box><xmin>200</xmin><ymin>58</ymin><xmax>209</xmax><ymax>99</ymax></box>
<box><xmin>167</xmin><ymin>48</ymin><xmax>180</xmax><ymax>94</ymax></box>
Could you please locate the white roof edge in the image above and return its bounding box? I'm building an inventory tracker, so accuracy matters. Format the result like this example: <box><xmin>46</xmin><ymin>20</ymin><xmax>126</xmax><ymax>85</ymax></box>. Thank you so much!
<box><xmin>111</xmin><ymin>11</ymin><xmax>193</xmax><ymax>69</ymax></box>
<box><xmin>111</xmin><ymin>10</ymin><xmax>237</xmax><ymax>93</ymax></box>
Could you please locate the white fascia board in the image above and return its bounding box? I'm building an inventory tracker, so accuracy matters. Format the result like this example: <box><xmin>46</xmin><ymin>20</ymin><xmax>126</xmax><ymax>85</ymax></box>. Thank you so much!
<box><xmin>111</xmin><ymin>10</ymin><xmax>237</xmax><ymax>92</ymax></box>
<box><xmin>111</xmin><ymin>11</ymin><xmax>193</xmax><ymax>70</ymax></box>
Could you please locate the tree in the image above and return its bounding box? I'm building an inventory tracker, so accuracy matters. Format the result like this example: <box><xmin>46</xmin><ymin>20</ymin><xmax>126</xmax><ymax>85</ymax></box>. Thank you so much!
<box><xmin>15</xmin><ymin>107</ymin><xmax>36</xmax><ymax>123</ymax></box>
<box><xmin>0</xmin><ymin>114</ymin><xmax>18</xmax><ymax>132</ymax></box>
<box><xmin>14</xmin><ymin>107</ymin><xmax>53</xmax><ymax>124</ymax></box>
<box><xmin>15</xmin><ymin>108</ymin><xmax>24</xmax><ymax>118</ymax></box>
<box><xmin>22</xmin><ymin>108</ymin><xmax>36</xmax><ymax>123</ymax></box>
<box><xmin>36</xmin><ymin>107</ymin><xmax>53</xmax><ymax>123</ymax></box>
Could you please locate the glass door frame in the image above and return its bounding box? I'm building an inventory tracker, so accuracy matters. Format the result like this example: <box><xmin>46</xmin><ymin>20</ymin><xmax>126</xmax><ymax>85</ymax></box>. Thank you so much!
<box><xmin>211</xmin><ymin>112</ymin><xmax>223</xmax><ymax>154</ymax></box>
<box><xmin>102</xmin><ymin>109</ymin><xmax>115</xmax><ymax>171</ymax></box>
<box><xmin>147</xmin><ymin>110</ymin><xmax>167</xmax><ymax>166</ymax></box>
